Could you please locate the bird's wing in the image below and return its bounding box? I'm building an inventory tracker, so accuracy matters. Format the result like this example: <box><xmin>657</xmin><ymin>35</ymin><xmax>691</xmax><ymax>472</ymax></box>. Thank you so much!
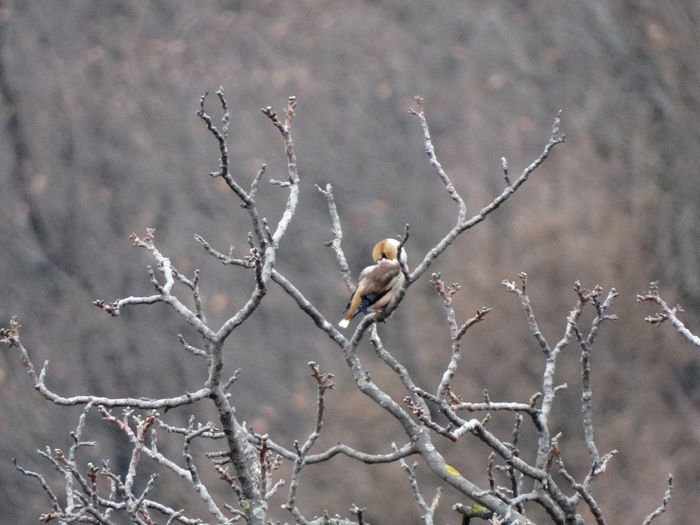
<box><xmin>356</xmin><ymin>259</ymin><xmax>401</xmax><ymax>296</ymax></box>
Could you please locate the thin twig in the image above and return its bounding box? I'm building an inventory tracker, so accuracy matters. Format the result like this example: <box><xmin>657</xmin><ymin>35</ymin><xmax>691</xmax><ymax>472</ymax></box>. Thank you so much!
<box><xmin>394</xmin><ymin>442</ymin><xmax>438</xmax><ymax>525</ymax></box>
<box><xmin>642</xmin><ymin>474</ymin><xmax>673</xmax><ymax>525</ymax></box>
<box><xmin>317</xmin><ymin>183</ymin><xmax>353</xmax><ymax>291</ymax></box>
<box><xmin>638</xmin><ymin>282</ymin><xmax>700</xmax><ymax>346</ymax></box>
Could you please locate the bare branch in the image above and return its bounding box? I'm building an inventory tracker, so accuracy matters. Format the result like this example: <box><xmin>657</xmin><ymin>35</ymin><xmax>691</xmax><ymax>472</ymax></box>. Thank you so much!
<box><xmin>642</xmin><ymin>474</ymin><xmax>673</xmax><ymax>525</ymax></box>
<box><xmin>261</xmin><ymin>96</ymin><xmax>300</xmax><ymax>244</ymax></box>
<box><xmin>501</xmin><ymin>156</ymin><xmax>511</xmax><ymax>185</ymax></box>
<box><xmin>557</xmin><ymin>456</ymin><xmax>606</xmax><ymax>525</ymax></box>
<box><xmin>271</xmin><ymin>269</ymin><xmax>347</xmax><ymax>346</ymax></box>
<box><xmin>178</xmin><ymin>334</ymin><xmax>209</xmax><ymax>358</ymax></box>
<box><xmin>1</xmin><ymin>327</ymin><xmax>213</xmax><ymax>409</ymax></box>
<box><xmin>207</xmin><ymin>345</ymin><xmax>265</xmax><ymax>523</ymax></box>
<box><xmin>94</xmin><ymin>230</ymin><xmax>217</xmax><ymax>341</ymax></box>
<box><xmin>508</xmin><ymin>414</ymin><xmax>525</xmax><ymax>516</ymax></box>
<box><xmin>410</xmin><ymin>96</ymin><xmax>467</xmax><ymax>222</ymax></box>
<box><xmin>283</xmin><ymin>441</ymin><xmax>310</xmax><ymax>525</ymax></box>
<box><xmin>303</xmin><ymin>361</ymin><xmax>334</xmax><ymax>455</ymax></box>
<box><xmin>370</xmin><ymin>325</ymin><xmax>428</xmax><ymax>413</ymax></box>
<box><xmin>249</xmin><ymin>163</ymin><xmax>266</xmax><ymax>201</ymax></box>
<box><xmin>349</xmin><ymin>504</ymin><xmax>366</xmax><ymax>525</ymax></box>
<box><xmin>431</xmin><ymin>272</ymin><xmax>492</xmax><ymax>404</ymax></box>
<box><xmin>405</xmin><ymin>111</ymin><xmax>565</xmax><ymax>288</ymax></box>
<box><xmin>198</xmin><ymin>89</ymin><xmax>268</xmax><ymax>250</ymax></box>
<box><xmin>101</xmin><ymin>407</ymin><xmax>232</xmax><ymax>524</ymax></box>
<box><xmin>504</xmin><ymin>276</ymin><xmax>587</xmax><ymax>483</ymax></box>
<box><xmin>250</xmin><ymin>429</ymin><xmax>417</xmax><ymax>466</ymax></box>
<box><xmin>13</xmin><ymin>459</ymin><xmax>61</xmax><ymax>514</ymax></box>
<box><xmin>182</xmin><ymin>422</ymin><xmax>233</xmax><ymax>523</ymax></box>
<box><xmin>197</xmin><ymin>88</ymin><xmax>231</xmax><ymax>179</ymax></box>
<box><xmin>450</xmin><ymin>398</ymin><xmax>539</xmax><ymax>418</ymax></box>
<box><xmin>282</xmin><ymin>362</ymin><xmax>336</xmax><ymax>524</ymax></box>
<box><xmin>317</xmin><ymin>183</ymin><xmax>353</xmax><ymax>291</ymax></box>
<box><xmin>394</xmin><ymin>442</ymin><xmax>438</xmax><ymax>525</ymax></box>
<box><xmin>65</xmin><ymin>401</ymin><xmax>97</xmax><ymax>514</ymax></box>
<box><xmin>502</xmin><ymin>273</ymin><xmax>550</xmax><ymax>355</ymax></box>
<box><xmin>214</xmin><ymin>98</ymin><xmax>302</xmax><ymax>347</ymax></box>
<box><xmin>638</xmin><ymin>282</ymin><xmax>700</xmax><ymax>346</ymax></box>
<box><xmin>195</xmin><ymin>234</ymin><xmax>256</xmax><ymax>269</ymax></box>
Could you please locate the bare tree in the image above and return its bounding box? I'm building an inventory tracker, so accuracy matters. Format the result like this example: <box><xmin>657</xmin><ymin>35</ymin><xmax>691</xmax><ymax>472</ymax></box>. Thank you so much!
<box><xmin>1</xmin><ymin>92</ymin><xmax>674</xmax><ymax>525</ymax></box>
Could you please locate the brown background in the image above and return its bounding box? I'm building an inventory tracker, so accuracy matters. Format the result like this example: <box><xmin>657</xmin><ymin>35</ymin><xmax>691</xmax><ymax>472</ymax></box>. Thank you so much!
<box><xmin>1</xmin><ymin>1</ymin><xmax>698</xmax><ymax>523</ymax></box>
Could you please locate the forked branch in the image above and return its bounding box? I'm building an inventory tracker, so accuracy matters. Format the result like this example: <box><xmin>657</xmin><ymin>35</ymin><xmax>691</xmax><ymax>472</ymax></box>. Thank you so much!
<box><xmin>638</xmin><ymin>282</ymin><xmax>700</xmax><ymax>347</ymax></box>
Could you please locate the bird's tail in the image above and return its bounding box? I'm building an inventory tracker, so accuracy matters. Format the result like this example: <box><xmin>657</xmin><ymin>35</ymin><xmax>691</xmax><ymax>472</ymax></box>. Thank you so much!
<box><xmin>338</xmin><ymin>294</ymin><xmax>384</xmax><ymax>329</ymax></box>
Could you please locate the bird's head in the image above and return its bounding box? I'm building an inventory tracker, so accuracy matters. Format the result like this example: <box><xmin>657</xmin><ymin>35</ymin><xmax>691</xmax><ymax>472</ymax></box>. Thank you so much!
<box><xmin>372</xmin><ymin>238</ymin><xmax>407</xmax><ymax>265</ymax></box>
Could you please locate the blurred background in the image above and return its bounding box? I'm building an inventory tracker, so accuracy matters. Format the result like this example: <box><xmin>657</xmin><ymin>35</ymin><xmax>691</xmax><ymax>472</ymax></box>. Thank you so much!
<box><xmin>1</xmin><ymin>1</ymin><xmax>698</xmax><ymax>523</ymax></box>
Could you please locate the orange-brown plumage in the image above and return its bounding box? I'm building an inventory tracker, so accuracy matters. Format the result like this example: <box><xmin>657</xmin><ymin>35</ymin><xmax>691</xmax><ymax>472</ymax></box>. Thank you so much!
<box><xmin>338</xmin><ymin>239</ymin><xmax>407</xmax><ymax>328</ymax></box>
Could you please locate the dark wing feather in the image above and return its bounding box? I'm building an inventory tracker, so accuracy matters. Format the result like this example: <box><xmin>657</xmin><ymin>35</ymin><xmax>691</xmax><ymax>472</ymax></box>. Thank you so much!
<box><xmin>351</xmin><ymin>292</ymin><xmax>387</xmax><ymax>317</ymax></box>
<box><xmin>345</xmin><ymin>260</ymin><xmax>401</xmax><ymax>319</ymax></box>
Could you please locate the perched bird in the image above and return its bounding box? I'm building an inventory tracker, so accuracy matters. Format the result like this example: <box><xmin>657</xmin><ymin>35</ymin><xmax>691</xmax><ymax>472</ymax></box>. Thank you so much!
<box><xmin>338</xmin><ymin>238</ymin><xmax>407</xmax><ymax>328</ymax></box>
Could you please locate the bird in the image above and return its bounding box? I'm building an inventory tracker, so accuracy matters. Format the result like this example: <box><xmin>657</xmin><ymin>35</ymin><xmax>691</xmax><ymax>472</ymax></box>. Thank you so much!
<box><xmin>338</xmin><ymin>238</ymin><xmax>407</xmax><ymax>328</ymax></box>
